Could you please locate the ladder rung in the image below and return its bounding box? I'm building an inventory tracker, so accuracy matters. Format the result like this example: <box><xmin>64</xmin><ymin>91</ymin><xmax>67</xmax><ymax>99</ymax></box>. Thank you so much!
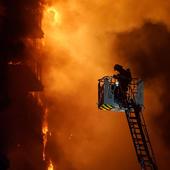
<box><xmin>133</xmin><ymin>138</ymin><xmax>142</xmax><ymax>141</ymax></box>
<box><xmin>133</xmin><ymin>128</ymin><xmax>140</xmax><ymax>130</ymax></box>
<box><xmin>137</xmin><ymin>149</ymin><xmax>146</xmax><ymax>152</ymax></box>
<box><xmin>133</xmin><ymin>134</ymin><xmax>141</xmax><ymax>137</ymax></box>
<box><xmin>135</xmin><ymin>132</ymin><xmax>141</xmax><ymax>135</ymax></box>
<box><xmin>139</xmin><ymin>149</ymin><xmax>147</xmax><ymax>152</ymax></box>
<box><xmin>129</xmin><ymin>117</ymin><xmax>137</xmax><ymax>119</ymax></box>
<box><xmin>130</xmin><ymin>123</ymin><xmax>138</xmax><ymax>125</ymax></box>
<box><xmin>129</xmin><ymin>121</ymin><xmax>138</xmax><ymax>124</ymax></box>
<box><xmin>138</xmin><ymin>147</ymin><xmax>146</xmax><ymax>151</ymax></box>
<box><xmin>136</xmin><ymin>146</ymin><xmax>145</xmax><ymax>149</ymax></box>
<box><xmin>133</xmin><ymin>133</ymin><xmax>141</xmax><ymax>135</ymax></box>
<box><xmin>133</xmin><ymin>136</ymin><xmax>142</xmax><ymax>139</ymax></box>
<box><xmin>137</xmin><ymin>143</ymin><xmax>145</xmax><ymax>146</ymax></box>
<box><xmin>144</xmin><ymin>160</ymin><xmax>151</xmax><ymax>163</ymax></box>
<box><xmin>139</xmin><ymin>154</ymin><xmax>147</xmax><ymax>157</ymax></box>
<box><xmin>130</xmin><ymin>123</ymin><xmax>138</xmax><ymax>126</ymax></box>
<box><xmin>135</xmin><ymin>144</ymin><xmax>145</xmax><ymax>147</ymax></box>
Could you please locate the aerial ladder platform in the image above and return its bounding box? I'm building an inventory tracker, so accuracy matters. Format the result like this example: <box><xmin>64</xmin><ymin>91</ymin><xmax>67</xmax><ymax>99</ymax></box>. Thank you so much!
<box><xmin>98</xmin><ymin>65</ymin><xmax>158</xmax><ymax>170</ymax></box>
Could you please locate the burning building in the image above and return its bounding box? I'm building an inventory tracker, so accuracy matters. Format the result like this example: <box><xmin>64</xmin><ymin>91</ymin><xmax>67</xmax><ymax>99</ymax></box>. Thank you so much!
<box><xmin>0</xmin><ymin>0</ymin><xmax>48</xmax><ymax>169</ymax></box>
<box><xmin>1</xmin><ymin>0</ymin><xmax>170</xmax><ymax>170</ymax></box>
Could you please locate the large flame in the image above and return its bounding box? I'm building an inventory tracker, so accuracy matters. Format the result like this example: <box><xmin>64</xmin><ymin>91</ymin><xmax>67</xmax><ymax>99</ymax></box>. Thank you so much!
<box><xmin>48</xmin><ymin>160</ymin><xmax>54</xmax><ymax>170</ymax></box>
<box><xmin>41</xmin><ymin>0</ymin><xmax>170</xmax><ymax>170</ymax></box>
<box><xmin>42</xmin><ymin>2</ymin><xmax>110</xmax><ymax>96</ymax></box>
<box><xmin>41</xmin><ymin>2</ymin><xmax>123</xmax><ymax>170</ymax></box>
<box><xmin>31</xmin><ymin>93</ymin><xmax>49</xmax><ymax>161</ymax></box>
<box><xmin>41</xmin><ymin>1</ymin><xmax>129</xmax><ymax>170</ymax></box>
<box><xmin>42</xmin><ymin>107</ymin><xmax>49</xmax><ymax>161</ymax></box>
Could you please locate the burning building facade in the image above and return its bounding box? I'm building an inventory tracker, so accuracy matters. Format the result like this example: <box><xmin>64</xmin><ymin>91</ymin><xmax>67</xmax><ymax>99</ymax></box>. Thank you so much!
<box><xmin>0</xmin><ymin>0</ymin><xmax>170</xmax><ymax>170</ymax></box>
<box><xmin>0</xmin><ymin>0</ymin><xmax>47</xmax><ymax>169</ymax></box>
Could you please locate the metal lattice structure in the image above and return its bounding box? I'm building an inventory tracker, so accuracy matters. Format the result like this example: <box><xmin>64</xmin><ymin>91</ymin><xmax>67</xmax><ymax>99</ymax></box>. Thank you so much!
<box><xmin>98</xmin><ymin>76</ymin><xmax>158</xmax><ymax>170</ymax></box>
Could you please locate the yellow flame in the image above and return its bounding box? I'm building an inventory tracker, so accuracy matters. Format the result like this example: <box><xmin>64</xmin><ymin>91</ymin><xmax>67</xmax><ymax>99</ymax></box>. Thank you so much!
<box><xmin>48</xmin><ymin>160</ymin><xmax>54</xmax><ymax>170</ymax></box>
<box><xmin>30</xmin><ymin>92</ymin><xmax>48</xmax><ymax>161</ymax></box>
<box><xmin>42</xmin><ymin>108</ymin><xmax>49</xmax><ymax>134</ymax></box>
<box><xmin>42</xmin><ymin>125</ymin><xmax>48</xmax><ymax>134</ymax></box>
<box><xmin>42</xmin><ymin>107</ymin><xmax>49</xmax><ymax>160</ymax></box>
<box><xmin>37</xmin><ymin>94</ymin><xmax>44</xmax><ymax>107</ymax></box>
<box><xmin>44</xmin><ymin>6</ymin><xmax>62</xmax><ymax>26</ymax></box>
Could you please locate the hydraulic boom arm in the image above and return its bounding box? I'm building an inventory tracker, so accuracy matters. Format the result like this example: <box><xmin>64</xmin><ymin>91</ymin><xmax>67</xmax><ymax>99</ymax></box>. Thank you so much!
<box><xmin>98</xmin><ymin>65</ymin><xmax>158</xmax><ymax>170</ymax></box>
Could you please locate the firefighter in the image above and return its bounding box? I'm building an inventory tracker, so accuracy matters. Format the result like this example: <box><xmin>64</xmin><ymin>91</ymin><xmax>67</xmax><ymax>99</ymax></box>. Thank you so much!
<box><xmin>113</xmin><ymin>64</ymin><xmax>132</xmax><ymax>91</ymax></box>
<box><xmin>113</xmin><ymin>64</ymin><xmax>132</xmax><ymax>106</ymax></box>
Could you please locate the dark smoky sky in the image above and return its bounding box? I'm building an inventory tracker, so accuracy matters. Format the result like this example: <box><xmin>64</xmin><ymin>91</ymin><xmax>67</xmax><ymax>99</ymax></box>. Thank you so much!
<box><xmin>115</xmin><ymin>21</ymin><xmax>170</xmax><ymax>148</ymax></box>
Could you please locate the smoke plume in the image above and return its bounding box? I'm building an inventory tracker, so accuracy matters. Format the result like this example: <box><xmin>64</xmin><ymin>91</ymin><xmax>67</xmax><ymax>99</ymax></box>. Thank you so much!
<box><xmin>115</xmin><ymin>21</ymin><xmax>170</xmax><ymax>147</ymax></box>
<box><xmin>41</xmin><ymin>1</ymin><xmax>170</xmax><ymax>170</ymax></box>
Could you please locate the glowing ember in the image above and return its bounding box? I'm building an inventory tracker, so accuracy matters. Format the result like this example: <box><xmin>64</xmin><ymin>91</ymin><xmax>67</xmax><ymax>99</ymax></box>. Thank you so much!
<box><xmin>48</xmin><ymin>160</ymin><xmax>54</xmax><ymax>170</ymax></box>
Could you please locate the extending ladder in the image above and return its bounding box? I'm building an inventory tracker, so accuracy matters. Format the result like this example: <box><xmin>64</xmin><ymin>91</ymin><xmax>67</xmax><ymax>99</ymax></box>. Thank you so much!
<box><xmin>125</xmin><ymin>107</ymin><xmax>158</xmax><ymax>170</ymax></box>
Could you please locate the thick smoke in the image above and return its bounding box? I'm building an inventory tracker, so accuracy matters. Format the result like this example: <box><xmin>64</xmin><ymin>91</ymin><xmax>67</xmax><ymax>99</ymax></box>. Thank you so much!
<box><xmin>115</xmin><ymin>21</ymin><xmax>170</xmax><ymax>147</ymax></box>
<box><xmin>41</xmin><ymin>1</ymin><xmax>170</xmax><ymax>170</ymax></box>
<box><xmin>0</xmin><ymin>0</ymin><xmax>45</xmax><ymax>169</ymax></box>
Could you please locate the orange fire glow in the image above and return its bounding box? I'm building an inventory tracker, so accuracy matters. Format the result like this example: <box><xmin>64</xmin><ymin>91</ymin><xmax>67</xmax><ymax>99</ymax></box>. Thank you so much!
<box><xmin>48</xmin><ymin>160</ymin><xmax>54</xmax><ymax>170</ymax></box>
<box><xmin>42</xmin><ymin>107</ymin><xmax>49</xmax><ymax>161</ymax></box>
<box><xmin>41</xmin><ymin>1</ymin><xmax>170</xmax><ymax>170</ymax></box>
<box><xmin>30</xmin><ymin>92</ymin><xmax>49</xmax><ymax>162</ymax></box>
<box><xmin>41</xmin><ymin>1</ymin><xmax>121</xmax><ymax>170</ymax></box>
<box><xmin>46</xmin><ymin>6</ymin><xmax>62</xmax><ymax>26</ymax></box>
